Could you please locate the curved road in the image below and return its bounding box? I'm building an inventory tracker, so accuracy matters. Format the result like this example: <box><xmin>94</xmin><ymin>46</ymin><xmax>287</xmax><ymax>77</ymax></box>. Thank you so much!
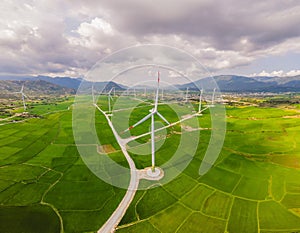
<box><xmin>95</xmin><ymin>104</ymin><xmax>140</xmax><ymax>233</ymax></box>
<box><xmin>95</xmin><ymin>103</ymin><xmax>207</xmax><ymax>232</ymax></box>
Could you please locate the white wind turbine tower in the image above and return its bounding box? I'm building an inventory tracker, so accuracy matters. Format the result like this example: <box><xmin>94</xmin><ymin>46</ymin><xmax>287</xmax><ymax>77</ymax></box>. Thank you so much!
<box><xmin>15</xmin><ymin>84</ymin><xmax>27</xmax><ymax>111</ymax></box>
<box><xmin>198</xmin><ymin>89</ymin><xmax>203</xmax><ymax>113</ymax></box>
<box><xmin>123</xmin><ymin>71</ymin><xmax>169</xmax><ymax>174</ymax></box>
<box><xmin>185</xmin><ymin>87</ymin><xmax>189</xmax><ymax>102</ymax></box>
<box><xmin>107</xmin><ymin>87</ymin><xmax>114</xmax><ymax>114</ymax></box>
<box><xmin>210</xmin><ymin>88</ymin><xmax>216</xmax><ymax>107</ymax></box>
<box><xmin>92</xmin><ymin>84</ymin><xmax>95</xmax><ymax>105</ymax></box>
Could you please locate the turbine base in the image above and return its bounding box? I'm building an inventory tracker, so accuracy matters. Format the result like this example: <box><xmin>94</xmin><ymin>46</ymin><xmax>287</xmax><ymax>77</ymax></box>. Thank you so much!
<box><xmin>139</xmin><ymin>167</ymin><xmax>164</xmax><ymax>180</ymax></box>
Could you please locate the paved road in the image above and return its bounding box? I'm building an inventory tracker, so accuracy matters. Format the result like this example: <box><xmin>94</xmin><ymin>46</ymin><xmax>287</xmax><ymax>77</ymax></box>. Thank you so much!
<box><xmin>95</xmin><ymin>104</ymin><xmax>140</xmax><ymax>233</ymax></box>
<box><xmin>95</xmin><ymin>104</ymin><xmax>207</xmax><ymax>232</ymax></box>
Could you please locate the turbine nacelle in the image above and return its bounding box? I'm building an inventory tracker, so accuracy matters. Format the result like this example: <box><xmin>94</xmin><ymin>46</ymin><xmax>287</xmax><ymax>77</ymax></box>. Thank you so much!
<box><xmin>149</xmin><ymin>109</ymin><xmax>154</xmax><ymax>113</ymax></box>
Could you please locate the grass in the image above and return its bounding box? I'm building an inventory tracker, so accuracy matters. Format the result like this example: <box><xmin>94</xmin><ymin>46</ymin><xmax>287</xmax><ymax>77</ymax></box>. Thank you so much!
<box><xmin>4</xmin><ymin>183</ymin><xmax>50</xmax><ymax>206</ymax></box>
<box><xmin>180</xmin><ymin>184</ymin><xmax>214</xmax><ymax>211</ymax></box>
<box><xmin>149</xmin><ymin>203</ymin><xmax>190</xmax><ymax>233</ymax></box>
<box><xmin>198</xmin><ymin>166</ymin><xmax>241</xmax><ymax>193</ymax></box>
<box><xmin>28</xmin><ymin>97</ymin><xmax>74</xmax><ymax>115</ymax></box>
<box><xmin>117</xmin><ymin>102</ymin><xmax>300</xmax><ymax>232</ymax></box>
<box><xmin>162</xmin><ymin>173</ymin><xmax>198</xmax><ymax>198</ymax></box>
<box><xmin>44</xmin><ymin>180</ymin><xmax>115</xmax><ymax>210</ymax></box>
<box><xmin>202</xmin><ymin>191</ymin><xmax>233</xmax><ymax>219</ymax></box>
<box><xmin>1</xmin><ymin>96</ymin><xmax>300</xmax><ymax>232</ymax></box>
<box><xmin>233</xmin><ymin>176</ymin><xmax>269</xmax><ymax>200</ymax></box>
<box><xmin>259</xmin><ymin>201</ymin><xmax>300</xmax><ymax>230</ymax></box>
<box><xmin>136</xmin><ymin>187</ymin><xmax>178</xmax><ymax>219</ymax></box>
<box><xmin>227</xmin><ymin>198</ymin><xmax>258</xmax><ymax>233</ymax></box>
<box><xmin>117</xmin><ymin>221</ymin><xmax>160</xmax><ymax>233</ymax></box>
<box><xmin>0</xmin><ymin>164</ymin><xmax>46</xmax><ymax>182</ymax></box>
<box><xmin>0</xmin><ymin>98</ymin><xmax>126</xmax><ymax>233</ymax></box>
<box><xmin>271</xmin><ymin>174</ymin><xmax>285</xmax><ymax>201</ymax></box>
<box><xmin>177</xmin><ymin>212</ymin><xmax>226</xmax><ymax>233</ymax></box>
<box><xmin>0</xmin><ymin>205</ymin><xmax>61</xmax><ymax>233</ymax></box>
<box><xmin>281</xmin><ymin>194</ymin><xmax>300</xmax><ymax>208</ymax></box>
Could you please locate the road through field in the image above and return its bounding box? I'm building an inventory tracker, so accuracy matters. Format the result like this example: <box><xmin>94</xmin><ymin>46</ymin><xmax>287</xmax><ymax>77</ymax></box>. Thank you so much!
<box><xmin>95</xmin><ymin>104</ymin><xmax>140</xmax><ymax>233</ymax></box>
<box><xmin>95</xmin><ymin>102</ymin><xmax>207</xmax><ymax>232</ymax></box>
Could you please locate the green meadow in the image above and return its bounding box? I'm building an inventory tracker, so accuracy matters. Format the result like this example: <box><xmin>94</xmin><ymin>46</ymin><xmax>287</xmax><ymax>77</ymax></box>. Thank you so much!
<box><xmin>1</xmin><ymin>95</ymin><xmax>300</xmax><ymax>232</ymax></box>
<box><xmin>114</xmin><ymin>97</ymin><xmax>300</xmax><ymax>233</ymax></box>
<box><xmin>0</xmin><ymin>99</ymin><xmax>126</xmax><ymax>233</ymax></box>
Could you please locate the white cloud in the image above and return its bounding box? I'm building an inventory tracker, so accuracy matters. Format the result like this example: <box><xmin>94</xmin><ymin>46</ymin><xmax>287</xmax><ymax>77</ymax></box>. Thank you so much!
<box><xmin>286</xmin><ymin>70</ymin><xmax>300</xmax><ymax>76</ymax></box>
<box><xmin>250</xmin><ymin>69</ymin><xmax>300</xmax><ymax>77</ymax></box>
<box><xmin>77</xmin><ymin>17</ymin><xmax>114</xmax><ymax>37</ymax></box>
<box><xmin>0</xmin><ymin>0</ymin><xmax>299</xmax><ymax>78</ymax></box>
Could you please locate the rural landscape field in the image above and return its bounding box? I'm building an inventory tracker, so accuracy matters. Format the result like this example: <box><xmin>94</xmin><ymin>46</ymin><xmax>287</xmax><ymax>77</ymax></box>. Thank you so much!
<box><xmin>1</xmin><ymin>1</ymin><xmax>300</xmax><ymax>232</ymax></box>
<box><xmin>0</xmin><ymin>91</ymin><xmax>300</xmax><ymax>233</ymax></box>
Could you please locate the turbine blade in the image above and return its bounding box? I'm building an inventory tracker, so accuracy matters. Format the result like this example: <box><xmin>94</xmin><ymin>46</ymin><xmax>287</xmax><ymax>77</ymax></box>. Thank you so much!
<box><xmin>108</xmin><ymin>87</ymin><xmax>114</xmax><ymax>95</ymax></box>
<box><xmin>21</xmin><ymin>85</ymin><xmax>24</xmax><ymax>92</ymax></box>
<box><xmin>156</xmin><ymin>111</ymin><xmax>170</xmax><ymax>125</ymax></box>
<box><xmin>22</xmin><ymin>93</ymin><xmax>27</xmax><ymax>98</ymax></box>
<box><xmin>212</xmin><ymin>88</ymin><xmax>216</xmax><ymax>104</ymax></box>
<box><xmin>154</xmin><ymin>71</ymin><xmax>160</xmax><ymax>110</ymax></box>
<box><xmin>123</xmin><ymin>113</ymin><xmax>152</xmax><ymax>133</ymax></box>
<box><xmin>198</xmin><ymin>89</ymin><xmax>203</xmax><ymax>112</ymax></box>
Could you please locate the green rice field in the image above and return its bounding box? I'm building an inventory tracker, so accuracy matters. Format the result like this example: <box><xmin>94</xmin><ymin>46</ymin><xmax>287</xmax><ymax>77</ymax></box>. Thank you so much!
<box><xmin>1</xmin><ymin>95</ymin><xmax>300</xmax><ymax>232</ymax></box>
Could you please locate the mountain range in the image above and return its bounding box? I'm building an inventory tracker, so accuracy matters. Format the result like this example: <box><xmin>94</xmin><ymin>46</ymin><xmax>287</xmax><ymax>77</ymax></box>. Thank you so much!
<box><xmin>0</xmin><ymin>74</ymin><xmax>299</xmax><ymax>94</ymax></box>
<box><xmin>0</xmin><ymin>80</ymin><xmax>74</xmax><ymax>98</ymax></box>
<box><xmin>0</xmin><ymin>75</ymin><xmax>125</xmax><ymax>96</ymax></box>
<box><xmin>177</xmin><ymin>75</ymin><xmax>300</xmax><ymax>92</ymax></box>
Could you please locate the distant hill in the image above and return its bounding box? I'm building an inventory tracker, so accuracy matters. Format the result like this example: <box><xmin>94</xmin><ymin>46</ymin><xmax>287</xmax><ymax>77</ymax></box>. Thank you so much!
<box><xmin>0</xmin><ymin>75</ymin><xmax>126</xmax><ymax>92</ymax></box>
<box><xmin>36</xmin><ymin>76</ymin><xmax>82</xmax><ymax>89</ymax></box>
<box><xmin>0</xmin><ymin>80</ymin><xmax>75</xmax><ymax>98</ymax></box>
<box><xmin>36</xmin><ymin>76</ymin><xmax>127</xmax><ymax>91</ymax></box>
<box><xmin>0</xmin><ymin>74</ymin><xmax>299</xmax><ymax>93</ymax></box>
<box><xmin>177</xmin><ymin>75</ymin><xmax>300</xmax><ymax>92</ymax></box>
<box><xmin>0</xmin><ymin>74</ymin><xmax>82</xmax><ymax>89</ymax></box>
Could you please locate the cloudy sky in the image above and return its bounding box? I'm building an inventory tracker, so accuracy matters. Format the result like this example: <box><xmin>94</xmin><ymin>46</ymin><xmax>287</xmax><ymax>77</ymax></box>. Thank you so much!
<box><xmin>0</xmin><ymin>0</ymin><xmax>300</xmax><ymax>78</ymax></box>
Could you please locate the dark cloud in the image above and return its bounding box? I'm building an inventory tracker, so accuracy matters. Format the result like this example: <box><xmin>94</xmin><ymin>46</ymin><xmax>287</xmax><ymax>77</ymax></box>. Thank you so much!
<box><xmin>0</xmin><ymin>0</ymin><xmax>299</xmax><ymax>76</ymax></box>
<box><xmin>94</xmin><ymin>0</ymin><xmax>300</xmax><ymax>51</ymax></box>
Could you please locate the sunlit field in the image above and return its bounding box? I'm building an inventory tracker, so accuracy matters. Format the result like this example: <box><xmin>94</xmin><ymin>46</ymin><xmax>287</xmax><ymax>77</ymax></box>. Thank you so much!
<box><xmin>0</xmin><ymin>95</ymin><xmax>300</xmax><ymax>233</ymax></box>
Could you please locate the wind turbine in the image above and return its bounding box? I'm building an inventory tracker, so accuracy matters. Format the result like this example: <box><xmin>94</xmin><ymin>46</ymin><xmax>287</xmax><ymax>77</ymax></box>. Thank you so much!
<box><xmin>210</xmin><ymin>88</ymin><xmax>216</xmax><ymax>107</ymax></box>
<box><xmin>107</xmin><ymin>87</ymin><xmax>114</xmax><ymax>113</ymax></box>
<box><xmin>185</xmin><ymin>87</ymin><xmax>189</xmax><ymax>102</ymax></box>
<box><xmin>92</xmin><ymin>84</ymin><xmax>95</xmax><ymax>105</ymax></box>
<box><xmin>15</xmin><ymin>84</ymin><xmax>27</xmax><ymax>111</ymax></box>
<box><xmin>198</xmin><ymin>89</ymin><xmax>203</xmax><ymax>113</ymax></box>
<box><xmin>122</xmin><ymin>71</ymin><xmax>169</xmax><ymax>172</ymax></box>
